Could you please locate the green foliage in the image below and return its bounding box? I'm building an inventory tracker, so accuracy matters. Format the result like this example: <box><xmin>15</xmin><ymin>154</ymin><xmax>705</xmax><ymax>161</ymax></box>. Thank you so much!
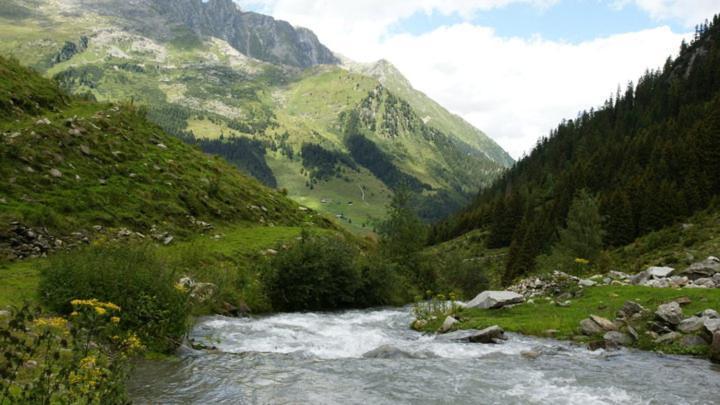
<box><xmin>433</xmin><ymin>16</ymin><xmax>720</xmax><ymax>282</ymax></box>
<box><xmin>539</xmin><ymin>190</ymin><xmax>605</xmax><ymax>274</ymax></box>
<box><xmin>0</xmin><ymin>304</ymin><xmax>142</xmax><ymax>404</ymax></box>
<box><xmin>262</xmin><ymin>231</ymin><xmax>362</xmax><ymax>312</ymax></box>
<box><xmin>412</xmin><ymin>292</ymin><xmax>461</xmax><ymax>326</ymax></box>
<box><xmin>378</xmin><ymin>188</ymin><xmax>428</xmax><ymax>259</ymax></box>
<box><xmin>0</xmin><ymin>55</ymin><xmax>66</xmax><ymax>117</ymax></box>
<box><xmin>39</xmin><ymin>245</ymin><xmax>190</xmax><ymax>353</ymax></box>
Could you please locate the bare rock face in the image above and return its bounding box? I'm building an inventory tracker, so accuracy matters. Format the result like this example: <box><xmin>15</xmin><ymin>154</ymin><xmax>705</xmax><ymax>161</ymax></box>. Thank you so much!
<box><xmin>148</xmin><ymin>0</ymin><xmax>339</xmax><ymax>68</ymax></box>
<box><xmin>680</xmin><ymin>257</ymin><xmax>720</xmax><ymax>280</ymax></box>
<box><xmin>655</xmin><ymin>302</ymin><xmax>684</xmax><ymax>326</ymax></box>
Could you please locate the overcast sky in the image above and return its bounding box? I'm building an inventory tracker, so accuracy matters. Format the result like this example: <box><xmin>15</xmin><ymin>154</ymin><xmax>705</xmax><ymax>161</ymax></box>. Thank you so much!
<box><xmin>234</xmin><ymin>0</ymin><xmax>718</xmax><ymax>158</ymax></box>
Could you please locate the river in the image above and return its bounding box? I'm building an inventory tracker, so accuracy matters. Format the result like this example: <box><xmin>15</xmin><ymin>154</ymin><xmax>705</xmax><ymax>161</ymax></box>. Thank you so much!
<box><xmin>128</xmin><ymin>307</ymin><xmax>720</xmax><ymax>404</ymax></box>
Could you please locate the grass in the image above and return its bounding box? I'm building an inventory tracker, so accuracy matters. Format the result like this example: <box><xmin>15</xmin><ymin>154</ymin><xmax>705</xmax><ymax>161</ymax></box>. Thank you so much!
<box><xmin>0</xmin><ymin>260</ymin><xmax>41</xmax><ymax>308</ymax></box>
<box><xmin>444</xmin><ymin>285</ymin><xmax>720</xmax><ymax>355</ymax></box>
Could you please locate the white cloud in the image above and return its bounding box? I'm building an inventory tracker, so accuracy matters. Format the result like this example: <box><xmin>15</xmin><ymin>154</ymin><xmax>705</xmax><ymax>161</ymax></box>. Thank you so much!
<box><xmin>377</xmin><ymin>25</ymin><xmax>688</xmax><ymax>158</ymax></box>
<box><xmin>234</xmin><ymin>0</ymin><xmax>692</xmax><ymax>158</ymax></box>
<box><xmin>615</xmin><ymin>0</ymin><xmax>719</xmax><ymax>27</ymax></box>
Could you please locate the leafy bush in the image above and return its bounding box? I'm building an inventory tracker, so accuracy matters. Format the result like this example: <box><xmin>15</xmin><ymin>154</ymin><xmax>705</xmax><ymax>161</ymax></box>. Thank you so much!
<box><xmin>0</xmin><ymin>303</ymin><xmax>143</xmax><ymax>404</ymax></box>
<box><xmin>39</xmin><ymin>245</ymin><xmax>190</xmax><ymax>353</ymax></box>
<box><xmin>262</xmin><ymin>231</ymin><xmax>363</xmax><ymax>312</ymax></box>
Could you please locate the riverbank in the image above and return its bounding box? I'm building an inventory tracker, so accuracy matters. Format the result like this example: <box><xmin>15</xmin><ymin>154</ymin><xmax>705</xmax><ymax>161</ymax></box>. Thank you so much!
<box><xmin>418</xmin><ymin>285</ymin><xmax>720</xmax><ymax>357</ymax></box>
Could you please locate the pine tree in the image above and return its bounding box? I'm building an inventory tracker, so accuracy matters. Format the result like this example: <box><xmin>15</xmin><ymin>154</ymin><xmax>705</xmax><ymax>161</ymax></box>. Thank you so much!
<box><xmin>553</xmin><ymin>189</ymin><xmax>605</xmax><ymax>262</ymax></box>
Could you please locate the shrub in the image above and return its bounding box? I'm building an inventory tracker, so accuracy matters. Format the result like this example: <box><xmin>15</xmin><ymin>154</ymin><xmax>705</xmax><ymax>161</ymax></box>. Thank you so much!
<box><xmin>355</xmin><ymin>255</ymin><xmax>406</xmax><ymax>307</ymax></box>
<box><xmin>262</xmin><ymin>231</ymin><xmax>362</xmax><ymax>312</ymax></box>
<box><xmin>0</xmin><ymin>304</ymin><xmax>143</xmax><ymax>404</ymax></box>
<box><xmin>39</xmin><ymin>245</ymin><xmax>190</xmax><ymax>353</ymax></box>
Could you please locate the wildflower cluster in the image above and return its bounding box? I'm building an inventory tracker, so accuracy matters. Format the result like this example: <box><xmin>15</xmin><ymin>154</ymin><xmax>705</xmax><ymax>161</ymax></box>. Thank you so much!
<box><xmin>412</xmin><ymin>290</ymin><xmax>461</xmax><ymax>328</ymax></box>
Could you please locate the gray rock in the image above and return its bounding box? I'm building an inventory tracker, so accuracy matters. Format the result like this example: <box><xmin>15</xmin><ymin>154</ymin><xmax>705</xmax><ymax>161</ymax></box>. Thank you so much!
<box><xmin>669</xmin><ymin>276</ymin><xmax>689</xmax><ymax>288</ymax></box>
<box><xmin>705</xmin><ymin>318</ymin><xmax>720</xmax><ymax>335</ymax></box>
<box><xmin>694</xmin><ymin>278</ymin><xmax>716</xmax><ymax>288</ymax></box>
<box><xmin>0</xmin><ymin>310</ymin><xmax>10</xmax><ymax>318</ymax></box>
<box><xmin>579</xmin><ymin>279</ymin><xmax>597</xmax><ymax>287</ymax></box>
<box><xmin>644</xmin><ymin>278</ymin><xmax>671</xmax><ymax>288</ymax></box>
<box><xmin>680</xmin><ymin>335</ymin><xmax>708</xmax><ymax>348</ymax></box>
<box><xmin>162</xmin><ymin>235</ymin><xmax>174</xmax><ymax>245</ymax></box>
<box><xmin>590</xmin><ymin>315</ymin><xmax>617</xmax><ymax>331</ymax></box>
<box><xmin>49</xmin><ymin>168</ymin><xmax>63</xmax><ymax>178</ymax></box>
<box><xmin>437</xmin><ymin>325</ymin><xmax>506</xmax><ymax>344</ymax></box>
<box><xmin>678</xmin><ymin>317</ymin><xmax>705</xmax><ymax>333</ymax></box>
<box><xmin>655</xmin><ymin>302</ymin><xmax>684</xmax><ymax>326</ymax></box>
<box><xmin>604</xmin><ymin>331</ymin><xmax>633</xmax><ymax>346</ymax></box>
<box><xmin>654</xmin><ymin>332</ymin><xmax>683</xmax><ymax>345</ymax></box>
<box><xmin>580</xmin><ymin>318</ymin><xmax>604</xmax><ymax>336</ymax></box>
<box><xmin>465</xmin><ymin>291</ymin><xmax>524</xmax><ymax>309</ymax></box>
<box><xmin>698</xmin><ymin>309</ymin><xmax>719</xmax><ymax>319</ymax></box>
<box><xmin>621</xmin><ymin>301</ymin><xmax>647</xmax><ymax>317</ymax></box>
<box><xmin>713</xmin><ymin>273</ymin><xmax>720</xmax><ymax>286</ymax></box>
<box><xmin>439</xmin><ymin>316</ymin><xmax>459</xmax><ymax>333</ymax></box>
<box><xmin>680</xmin><ymin>257</ymin><xmax>720</xmax><ymax>280</ymax></box>
<box><xmin>521</xmin><ymin>350</ymin><xmax>541</xmax><ymax>359</ymax></box>
<box><xmin>647</xmin><ymin>266</ymin><xmax>675</xmax><ymax>278</ymax></box>
<box><xmin>711</xmin><ymin>332</ymin><xmax>720</xmax><ymax>364</ymax></box>
<box><xmin>362</xmin><ymin>345</ymin><xmax>436</xmax><ymax>359</ymax></box>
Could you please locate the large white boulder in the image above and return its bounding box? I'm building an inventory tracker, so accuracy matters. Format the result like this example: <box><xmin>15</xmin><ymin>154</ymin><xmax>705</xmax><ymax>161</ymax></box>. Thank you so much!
<box><xmin>465</xmin><ymin>291</ymin><xmax>525</xmax><ymax>309</ymax></box>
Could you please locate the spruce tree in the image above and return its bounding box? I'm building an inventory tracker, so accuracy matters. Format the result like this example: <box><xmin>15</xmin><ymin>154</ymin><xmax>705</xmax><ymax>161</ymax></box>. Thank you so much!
<box><xmin>553</xmin><ymin>189</ymin><xmax>605</xmax><ymax>262</ymax></box>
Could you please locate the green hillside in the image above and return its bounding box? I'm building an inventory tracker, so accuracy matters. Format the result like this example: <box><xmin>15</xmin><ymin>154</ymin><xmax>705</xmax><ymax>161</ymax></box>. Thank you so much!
<box><xmin>0</xmin><ymin>0</ymin><xmax>512</xmax><ymax>233</ymax></box>
<box><xmin>0</xmin><ymin>55</ymin><xmax>322</xmax><ymax>261</ymax></box>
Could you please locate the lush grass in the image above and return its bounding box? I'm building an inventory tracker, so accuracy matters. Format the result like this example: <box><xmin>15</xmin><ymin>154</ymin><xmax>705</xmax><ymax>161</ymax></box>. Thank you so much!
<box><xmin>445</xmin><ymin>285</ymin><xmax>720</xmax><ymax>354</ymax></box>
<box><xmin>0</xmin><ymin>260</ymin><xmax>41</xmax><ymax>308</ymax></box>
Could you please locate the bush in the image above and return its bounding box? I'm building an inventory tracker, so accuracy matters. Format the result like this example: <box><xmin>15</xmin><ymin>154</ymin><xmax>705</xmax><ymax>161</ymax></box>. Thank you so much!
<box><xmin>0</xmin><ymin>304</ymin><xmax>143</xmax><ymax>404</ymax></box>
<box><xmin>262</xmin><ymin>231</ymin><xmax>363</xmax><ymax>312</ymax></box>
<box><xmin>39</xmin><ymin>245</ymin><xmax>190</xmax><ymax>353</ymax></box>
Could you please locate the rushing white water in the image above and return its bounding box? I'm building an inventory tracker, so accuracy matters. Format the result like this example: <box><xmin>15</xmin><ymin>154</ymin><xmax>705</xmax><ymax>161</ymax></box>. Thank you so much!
<box><xmin>129</xmin><ymin>307</ymin><xmax>720</xmax><ymax>404</ymax></box>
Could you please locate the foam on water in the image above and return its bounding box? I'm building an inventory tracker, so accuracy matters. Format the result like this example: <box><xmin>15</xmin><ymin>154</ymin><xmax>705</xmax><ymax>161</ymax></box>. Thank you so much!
<box><xmin>130</xmin><ymin>307</ymin><xmax>720</xmax><ymax>404</ymax></box>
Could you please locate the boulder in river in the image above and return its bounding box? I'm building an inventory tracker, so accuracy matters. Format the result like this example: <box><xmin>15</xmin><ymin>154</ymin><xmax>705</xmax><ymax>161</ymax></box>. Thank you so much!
<box><xmin>464</xmin><ymin>291</ymin><xmax>524</xmax><ymax>309</ymax></box>
<box><xmin>437</xmin><ymin>325</ymin><xmax>506</xmax><ymax>344</ymax></box>
<box><xmin>655</xmin><ymin>302</ymin><xmax>684</xmax><ymax>326</ymax></box>
<box><xmin>362</xmin><ymin>345</ymin><xmax>436</xmax><ymax>359</ymax></box>
<box><xmin>439</xmin><ymin>316</ymin><xmax>459</xmax><ymax>333</ymax></box>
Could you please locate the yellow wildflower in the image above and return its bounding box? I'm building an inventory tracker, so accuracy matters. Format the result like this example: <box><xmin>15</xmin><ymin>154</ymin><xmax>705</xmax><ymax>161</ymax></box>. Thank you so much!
<box><xmin>574</xmin><ymin>258</ymin><xmax>590</xmax><ymax>265</ymax></box>
<box><xmin>70</xmin><ymin>311</ymin><xmax>79</xmax><ymax>317</ymax></box>
<box><xmin>174</xmin><ymin>283</ymin><xmax>188</xmax><ymax>293</ymax></box>
<box><xmin>111</xmin><ymin>316</ymin><xmax>120</xmax><ymax>324</ymax></box>
<box><xmin>79</xmin><ymin>356</ymin><xmax>97</xmax><ymax>369</ymax></box>
<box><xmin>94</xmin><ymin>306</ymin><xmax>107</xmax><ymax>316</ymax></box>
<box><xmin>34</xmin><ymin>317</ymin><xmax>68</xmax><ymax>329</ymax></box>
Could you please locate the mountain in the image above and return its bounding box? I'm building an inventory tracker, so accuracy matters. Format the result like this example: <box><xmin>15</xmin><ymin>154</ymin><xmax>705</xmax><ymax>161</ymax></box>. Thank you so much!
<box><xmin>0</xmin><ymin>0</ymin><xmax>513</xmax><ymax>231</ymax></box>
<box><xmin>430</xmin><ymin>16</ymin><xmax>720</xmax><ymax>282</ymax></box>
<box><xmin>0</xmin><ymin>55</ymin><xmax>320</xmax><ymax>261</ymax></box>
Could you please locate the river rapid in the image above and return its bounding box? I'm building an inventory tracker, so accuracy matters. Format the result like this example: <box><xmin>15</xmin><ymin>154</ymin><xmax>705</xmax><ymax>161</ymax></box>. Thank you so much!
<box><xmin>129</xmin><ymin>307</ymin><xmax>720</xmax><ymax>404</ymax></box>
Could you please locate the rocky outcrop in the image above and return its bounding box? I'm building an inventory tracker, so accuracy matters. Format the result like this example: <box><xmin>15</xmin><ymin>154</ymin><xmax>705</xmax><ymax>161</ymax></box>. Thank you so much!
<box><xmin>464</xmin><ymin>291</ymin><xmax>524</xmax><ymax>309</ymax></box>
<box><xmin>149</xmin><ymin>0</ymin><xmax>338</xmax><ymax>68</ymax></box>
<box><xmin>628</xmin><ymin>257</ymin><xmax>720</xmax><ymax>289</ymax></box>
<box><xmin>51</xmin><ymin>36</ymin><xmax>89</xmax><ymax>65</ymax></box>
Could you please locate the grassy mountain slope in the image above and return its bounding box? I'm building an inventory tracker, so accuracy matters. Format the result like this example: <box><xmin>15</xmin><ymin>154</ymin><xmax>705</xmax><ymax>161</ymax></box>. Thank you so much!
<box><xmin>430</xmin><ymin>16</ymin><xmax>720</xmax><ymax>283</ymax></box>
<box><xmin>0</xmin><ymin>55</ymin><xmax>322</xmax><ymax>260</ymax></box>
<box><xmin>0</xmin><ymin>0</ymin><xmax>512</xmax><ymax>233</ymax></box>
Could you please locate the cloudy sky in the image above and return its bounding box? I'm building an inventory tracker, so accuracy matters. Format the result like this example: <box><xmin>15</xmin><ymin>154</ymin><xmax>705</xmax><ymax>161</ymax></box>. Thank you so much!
<box><xmin>234</xmin><ymin>0</ymin><xmax>718</xmax><ymax>158</ymax></box>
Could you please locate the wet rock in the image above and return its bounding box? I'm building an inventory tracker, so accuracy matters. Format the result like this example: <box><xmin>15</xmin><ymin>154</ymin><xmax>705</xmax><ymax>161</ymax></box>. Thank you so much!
<box><xmin>680</xmin><ymin>335</ymin><xmax>708</xmax><ymax>348</ymax></box>
<box><xmin>590</xmin><ymin>315</ymin><xmax>617</xmax><ymax>331</ymax></box>
<box><xmin>655</xmin><ymin>302</ymin><xmax>684</xmax><ymax>326</ymax></box>
<box><xmin>411</xmin><ymin>319</ymin><xmax>428</xmax><ymax>330</ymax></box>
<box><xmin>439</xmin><ymin>316</ymin><xmax>458</xmax><ymax>333</ymax></box>
<box><xmin>437</xmin><ymin>325</ymin><xmax>506</xmax><ymax>344</ymax></box>
<box><xmin>678</xmin><ymin>317</ymin><xmax>705</xmax><ymax>333</ymax></box>
<box><xmin>654</xmin><ymin>332</ymin><xmax>683</xmax><ymax>345</ymax></box>
<box><xmin>580</xmin><ymin>318</ymin><xmax>604</xmax><ymax>336</ymax></box>
<box><xmin>711</xmin><ymin>332</ymin><xmax>720</xmax><ymax>364</ymax></box>
<box><xmin>464</xmin><ymin>291</ymin><xmax>524</xmax><ymax>309</ymax></box>
<box><xmin>521</xmin><ymin>350</ymin><xmax>541</xmax><ymax>359</ymax></box>
<box><xmin>362</xmin><ymin>345</ymin><xmax>436</xmax><ymax>359</ymax></box>
<box><xmin>604</xmin><ymin>331</ymin><xmax>633</xmax><ymax>347</ymax></box>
